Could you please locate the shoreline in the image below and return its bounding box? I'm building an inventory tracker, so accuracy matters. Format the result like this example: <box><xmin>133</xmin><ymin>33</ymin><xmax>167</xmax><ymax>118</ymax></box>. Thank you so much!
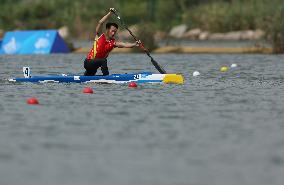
<box><xmin>73</xmin><ymin>46</ymin><xmax>274</xmax><ymax>54</ymax></box>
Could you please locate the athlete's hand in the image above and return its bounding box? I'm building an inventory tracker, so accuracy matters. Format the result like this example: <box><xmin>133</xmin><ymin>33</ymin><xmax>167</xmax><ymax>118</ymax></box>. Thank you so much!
<box><xmin>110</xmin><ymin>8</ymin><xmax>115</xmax><ymax>13</ymax></box>
<box><xmin>136</xmin><ymin>40</ymin><xmax>141</xmax><ymax>47</ymax></box>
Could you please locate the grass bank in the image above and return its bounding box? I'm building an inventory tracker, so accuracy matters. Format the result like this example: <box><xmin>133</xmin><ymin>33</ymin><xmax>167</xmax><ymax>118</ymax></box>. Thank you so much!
<box><xmin>183</xmin><ymin>0</ymin><xmax>284</xmax><ymax>52</ymax></box>
<box><xmin>0</xmin><ymin>0</ymin><xmax>283</xmax><ymax>52</ymax></box>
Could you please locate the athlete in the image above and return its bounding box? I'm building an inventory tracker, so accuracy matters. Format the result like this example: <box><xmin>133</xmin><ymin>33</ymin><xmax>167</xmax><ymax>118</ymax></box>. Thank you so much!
<box><xmin>84</xmin><ymin>8</ymin><xmax>141</xmax><ymax>76</ymax></box>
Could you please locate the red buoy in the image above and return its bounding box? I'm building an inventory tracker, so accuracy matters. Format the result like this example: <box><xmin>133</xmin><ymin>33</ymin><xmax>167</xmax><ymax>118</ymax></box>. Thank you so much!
<box><xmin>27</xmin><ymin>97</ymin><xmax>39</xmax><ymax>105</ymax></box>
<box><xmin>83</xmin><ymin>87</ymin><xmax>94</xmax><ymax>94</ymax></box>
<box><xmin>128</xmin><ymin>82</ymin><xmax>138</xmax><ymax>88</ymax></box>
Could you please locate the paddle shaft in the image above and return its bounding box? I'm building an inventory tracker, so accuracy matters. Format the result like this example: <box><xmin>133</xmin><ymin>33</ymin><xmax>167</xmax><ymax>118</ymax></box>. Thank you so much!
<box><xmin>111</xmin><ymin>10</ymin><xmax>167</xmax><ymax>74</ymax></box>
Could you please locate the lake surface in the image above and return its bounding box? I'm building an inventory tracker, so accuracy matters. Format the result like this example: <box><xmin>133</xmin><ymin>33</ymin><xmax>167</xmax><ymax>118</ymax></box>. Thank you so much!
<box><xmin>0</xmin><ymin>53</ymin><xmax>284</xmax><ymax>185</ymax></box>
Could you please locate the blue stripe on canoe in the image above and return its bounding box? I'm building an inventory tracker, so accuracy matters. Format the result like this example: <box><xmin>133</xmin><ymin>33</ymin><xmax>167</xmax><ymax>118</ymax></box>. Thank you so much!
<box><xmin>10</xmin><ymin>72</ymin><xmax>157</xmax><ymax>83</ymax></box>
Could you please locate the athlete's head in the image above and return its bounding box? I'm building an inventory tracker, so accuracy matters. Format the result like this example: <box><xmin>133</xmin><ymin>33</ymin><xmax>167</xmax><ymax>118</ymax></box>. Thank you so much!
<box><xmin>106</xmin><ymin>22</ymin><xmax>118</xmax><ymax>38</ymax></box>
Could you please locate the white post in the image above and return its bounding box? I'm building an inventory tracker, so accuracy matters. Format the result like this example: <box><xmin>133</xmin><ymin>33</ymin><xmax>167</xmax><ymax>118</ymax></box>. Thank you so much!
<box><xmin>23</xmin><ymin>67</ymin><xmax>31</xmax><ymax>78</ymax></box>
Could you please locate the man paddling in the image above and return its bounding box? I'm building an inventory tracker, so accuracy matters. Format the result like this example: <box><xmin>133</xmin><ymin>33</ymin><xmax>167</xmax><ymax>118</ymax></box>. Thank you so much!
<box><xmin>84</xmin><ymin>8</ymin><xmax>141</xmax><ymax>76</ymax></box>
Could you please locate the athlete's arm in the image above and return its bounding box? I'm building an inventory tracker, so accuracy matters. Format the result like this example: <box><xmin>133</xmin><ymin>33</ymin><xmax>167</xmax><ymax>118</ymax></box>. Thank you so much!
<box><xmin>115</xmin><ymin>40</ymin><xmax>141</xmax><ymax>48</ymax></box>
<box><xmin>95</xmin><ymin>8</ymin><xmax>114</xmax><ymax>36</ymax></box>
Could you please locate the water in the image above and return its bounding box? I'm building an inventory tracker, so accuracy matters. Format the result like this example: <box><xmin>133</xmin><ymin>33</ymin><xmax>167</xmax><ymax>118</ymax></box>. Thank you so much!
<box><xmin>0</xmin><ymin>53</ymin><xmax>284</xmax><ymax>185</ymax></box>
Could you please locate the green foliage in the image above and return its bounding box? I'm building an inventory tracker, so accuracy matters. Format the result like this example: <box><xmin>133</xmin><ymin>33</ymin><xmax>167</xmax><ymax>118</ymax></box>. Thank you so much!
<box><xmin>0</xmin><ymin>0</ymin><xmax>118</xmax><ymax>37</ymax></box>
<box><xmin>183</xmin><ymin>0</ymin><xmax>270</xmax><ymax>32</ymax></box>
<box><xmin>181</xmin><ymin>0</ymin><xmax>284</xmax><ymax>52</ymax></box>
<box><xmin>264</xmin><ymin>6</ymin><xmax>284</xmax><ymax>52</ymax></box>
<box><xmin>0</xmin><ymin>0</ymin><xmax>283</xmax><ymax>52</ymax></box>
<box><xmin>155</xmin><ymin>0</ymin><xmax>182</xmax><ymax>30</ymax></box>
<box><xmin>119</xmin><ymin>0</ymin><xmax>148</xmax><ymax>25</ymax></box>
<box><xmin>132</xmin><ymin>23</ymin><xmax>157</xmax><ymax>52</ymax></box>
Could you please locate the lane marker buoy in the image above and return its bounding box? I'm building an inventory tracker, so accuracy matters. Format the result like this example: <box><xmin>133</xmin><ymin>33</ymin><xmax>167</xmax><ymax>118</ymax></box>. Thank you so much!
<box><xmin>128</xmin><ymin>82</ymin><xmax>137</xmax><ymax>88</ymax></box>
<box><xmin>220</xmin><ymin>66</ymin><xmax>229</xmax><ymax>72</ymax></box>
<box><xmin>83</xmin><ymin>87</ymin><xmax>94</xmax><ymax>94</ymax></box>
<box><xmin>27</xmin><ymin>97</ymin><xmax>39</xmax><ymax>105</ymax></box>
<box><xmin>193</xmin><ymin>71</ymin><xmax>200</xmax><ymax>77</ymax></box>
<box><xmin>231</xmin><ymin>63</ymin><xmax>237</xmax><ymax>68</ymax></box>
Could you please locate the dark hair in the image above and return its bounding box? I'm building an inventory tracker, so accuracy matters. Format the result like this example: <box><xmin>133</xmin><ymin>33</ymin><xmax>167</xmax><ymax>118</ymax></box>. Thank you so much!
<box><xmin>106</xmin><ymin>22</ymin><xmax>118</xmax><ymax>29</ymax></box>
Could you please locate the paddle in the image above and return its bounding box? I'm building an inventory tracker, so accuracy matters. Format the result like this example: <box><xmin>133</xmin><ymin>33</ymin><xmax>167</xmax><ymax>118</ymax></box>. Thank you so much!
<box><xmin>111</xmin><ymin>9</ymin><xmax>167</xmax><ymax>74</ymax></box>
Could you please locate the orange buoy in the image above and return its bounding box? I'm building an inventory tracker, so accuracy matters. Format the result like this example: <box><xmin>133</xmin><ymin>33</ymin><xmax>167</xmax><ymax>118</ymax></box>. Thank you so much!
<box><xmin>27</xmin><ymin>97</ymin><xmax>39</xmax><ymax>105</ymax></box>
<box><xmin>128</xmin><ymin>82</ymin><xmax>138</xmax><ymax>88</ymax></box>
<box><xmin>83</xmin><ymin>87</ymin><xmax>94</xmax><ymax>94</ymax></box>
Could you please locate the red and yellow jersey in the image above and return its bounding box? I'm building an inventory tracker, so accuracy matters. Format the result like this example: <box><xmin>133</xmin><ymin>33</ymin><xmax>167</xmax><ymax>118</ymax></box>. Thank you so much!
<box><xmin>86</xmin><ymin>33</ymin><xmax>116</xmax><ymax>60</ymax></box>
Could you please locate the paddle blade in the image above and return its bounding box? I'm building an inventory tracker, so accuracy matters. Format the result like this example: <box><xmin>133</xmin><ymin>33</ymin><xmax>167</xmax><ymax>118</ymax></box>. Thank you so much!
<box><xmin>140</xmin><ymin>43</ymin><xmax>166</xmax><ymax>74</ymax></box>
<box><xmin>151</xmin><ymin>58</ymin><xmax>167</xmax><ymax>74</ymax></box>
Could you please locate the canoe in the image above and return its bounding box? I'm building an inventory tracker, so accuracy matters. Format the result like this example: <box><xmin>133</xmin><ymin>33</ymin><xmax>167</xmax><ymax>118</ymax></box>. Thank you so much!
<box><xmin>8</xmin><ymin>72</ymin><xmax>184</xmax><ymax>84</ymax></box>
